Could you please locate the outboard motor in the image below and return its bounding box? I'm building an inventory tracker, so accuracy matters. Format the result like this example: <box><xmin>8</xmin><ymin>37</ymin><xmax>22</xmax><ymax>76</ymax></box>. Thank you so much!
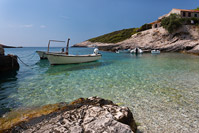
<box><xmin>61</xmin><ymin>48</ymin><xmax>64</xmax><ymax>52</ymax></box>
<box><xmin>93</xmin><ymin>48</ymin><xmax>99</xmax><ymax>55</ymax></box>
<box><xmin>135</xmin><ymin>48</ymin><xmax>138</xmax><ymax>54</ymax></box>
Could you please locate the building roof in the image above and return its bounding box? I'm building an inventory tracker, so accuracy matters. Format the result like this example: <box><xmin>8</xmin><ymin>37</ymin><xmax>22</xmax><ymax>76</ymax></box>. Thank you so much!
<box><xmin>158</xmin><ymin>14</ymin><xmax>168</xmax><ymax>20</ymax></box>
<box><xmin>173</xmin><ymin>8</ymin><xmax>199</xmax><ymax>13</ymax></box>
<box><xmin>149</xmin><ymin>20</ymin><xmax>161</xmax><ymax>25</ymax></box>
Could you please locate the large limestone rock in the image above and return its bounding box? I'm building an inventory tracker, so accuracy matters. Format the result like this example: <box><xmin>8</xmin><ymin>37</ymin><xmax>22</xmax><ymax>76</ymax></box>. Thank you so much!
<box><xmin>2</xmin><ymin>97</ymin><xmax>137</xmax><ymax>133</ymax></box>
<box><xmin>117</xmin><ymin>25</ymin><xmax>199</xmax><ymax>53</ymax></box>
<box><xmin>0</xmin><ymin>55</ymin><xmax>19</xmax><ymax>72</ymax></box>
<box><xmin>73</xmin><ymin>41</ymin><xmax>119</xmax><ymax>51</ymax></box>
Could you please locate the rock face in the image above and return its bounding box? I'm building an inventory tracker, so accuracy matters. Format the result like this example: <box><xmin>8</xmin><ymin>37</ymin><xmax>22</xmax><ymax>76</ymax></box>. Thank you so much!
<box><xmin>0</xmin><ymin>46</ymin><xmax>4</xmax><ymax>55</ymax></box>
<box><xmin>0</xmin><ymin>44</ymin><xmax>20</xmax><ymax>48</ymax></box>
<box><xmin>117</xmin><ymin>25</ymin><xmax>199</xmax><ymax>53</ymax></box>
<box><xmin>2</xmin><ymin>97</ymin><xmax>137</xmax><ymax>133</ymax></box>
<box><xmin>73</xmin><ymin>41</ymin><xmax>120</xmax><ymax>52</ymax></box>
<box><xmin>0</xmin><ymin>46</ymin><xmax>19</xmax><ymax>72</ymax></box>
<box><xmin>73</xmin><ymin>25</ymin><xmax>199</xmax><ymax>54</ymax></box>
<box><xmin>0</xmin><ymin>55</ymin><xmax>19</xmax><ymax>72</ymax></box>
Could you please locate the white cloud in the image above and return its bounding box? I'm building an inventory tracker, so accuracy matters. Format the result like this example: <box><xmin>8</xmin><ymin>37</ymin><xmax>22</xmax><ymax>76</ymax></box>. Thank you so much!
<box><xmin>40</xmin><ymin>25</ymin><xmax>47</xmax><ymax>28</ymax></box>
<box><xmin>21</xmin><ymin>24</ymin><xmax>33</xmax><ymax>28</ymax></box>
<box><xmin>60</xmin><ymin>15</ymin><xmax>70</xmax><ymax>20</ymax></box>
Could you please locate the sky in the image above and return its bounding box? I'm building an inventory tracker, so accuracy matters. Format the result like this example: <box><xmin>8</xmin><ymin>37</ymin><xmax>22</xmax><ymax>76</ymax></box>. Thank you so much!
<box><xmin>0</xmin><ymin>0</ymin><xmax>198</xmax><ymax>47</ymax></box>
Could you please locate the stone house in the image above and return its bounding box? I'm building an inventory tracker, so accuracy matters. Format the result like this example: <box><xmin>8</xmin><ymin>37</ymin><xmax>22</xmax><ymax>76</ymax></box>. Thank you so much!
<box><xmin>150</xmin><ymin>8</ymin><xmax>199</xmax><ymax>29</ymax></box>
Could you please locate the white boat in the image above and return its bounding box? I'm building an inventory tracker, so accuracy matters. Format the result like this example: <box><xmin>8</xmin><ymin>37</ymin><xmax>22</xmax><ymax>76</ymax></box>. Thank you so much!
<box><xmin>151</xmin><ymin>50</ymin><xmax>160</xmax><ymax>54</ymax></box>
<box><xmin>36</xmin><ymin>40</ymin><xmax>66</xmax><ymax>59</ymax></box>
<box><xmin>117</xmin><ymin>49</ymin><xmax>131</xmax><ymax>53</ymax></box>
<box><xmin>130</xmin><ymin>48</ymin><xmax>143</xmax><ymax>54</ymax></box>
<box><xmin>37</xmin><ymin>38</ymin><xmax>102</xmax><ymax>65</ymax></box>
<box><xmin>46</xmin><ymin>49</ymin><xmax>101</xmax><ymax>65</ymax></box>
<box><xmin>115</xmin><ymin>50</ymin><xmax>119</xmax><ymax>54</ymax></box>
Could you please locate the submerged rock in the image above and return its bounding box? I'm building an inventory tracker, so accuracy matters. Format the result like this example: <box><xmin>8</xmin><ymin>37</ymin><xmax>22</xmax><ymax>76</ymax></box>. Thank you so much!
<box><xmin>1</xmin><ymin>97</ymin><xmax>137</xmax><ymax>133</ymax></box>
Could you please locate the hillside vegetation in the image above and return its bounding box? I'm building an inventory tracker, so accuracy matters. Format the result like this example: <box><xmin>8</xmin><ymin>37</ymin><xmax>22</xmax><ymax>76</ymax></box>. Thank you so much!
<box><xmin>88</xmin><ymin>28</ymin><xmax>138</xmax><ymax>43</ymax></box>
<box><xmin>88</xmin><ymin>24</ymin><xmax>151</xmax><ymax>43</ymax></box>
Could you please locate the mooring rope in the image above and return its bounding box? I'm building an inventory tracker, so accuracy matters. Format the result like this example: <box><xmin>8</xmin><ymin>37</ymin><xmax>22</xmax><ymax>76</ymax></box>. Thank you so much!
<box><xmin>17</xmin><ymin>56</ymin><xmax>30</xmax><ymax>67</ymax></box>
<box><xmin>19</xmin><ymin>52</ymin><xmax>36</xmax><ymax>59</ymax></box>
<box><xmin>27</xmin><ymin>52</ymin><xmax>36</xmax><ymax>60</ymax></box>
<box><xmin>15</xmin><ymin>52</ymin><xmax>38</xmax><ymax>68</ymax></box>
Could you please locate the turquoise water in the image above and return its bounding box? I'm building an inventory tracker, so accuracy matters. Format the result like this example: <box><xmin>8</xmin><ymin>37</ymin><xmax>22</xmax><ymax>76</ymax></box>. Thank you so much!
<box><xmin>1</xmin><ymin>47</ymin><xmax>199</xmax><ymax>117</ymax></box>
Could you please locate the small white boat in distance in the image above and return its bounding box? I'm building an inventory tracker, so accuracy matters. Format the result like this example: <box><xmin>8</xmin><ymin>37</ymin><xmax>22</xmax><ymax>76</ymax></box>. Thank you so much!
<box><xmin>151</xmin><ymin>50</ymin><xmax>160</xmax><ymax>54</ymax></box>
<box><xmin>46</xmin><ymin>48</ymin><xmax>101</xmax><ymax>65</ymax></box>
<box><xmin>130</xmin><ymin>48</ymin><xmax>143</xmax><ymax>54</ymax></box>
<box><xmin>115</xmin><ymin>50</ymin><xmax>119</xmax><ymax>54</ymax></box>
<box><xmin>117</xmin><ymin>49</ymin><xmax>131</xmax><ymax>53</ymax></box>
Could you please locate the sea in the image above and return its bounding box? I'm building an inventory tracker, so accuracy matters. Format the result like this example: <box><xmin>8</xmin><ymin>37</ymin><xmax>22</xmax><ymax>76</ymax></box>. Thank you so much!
<box><xmin>1</xmin><ymin>47</ymin><xmax>199</xmax><ymax>123</ymax></box>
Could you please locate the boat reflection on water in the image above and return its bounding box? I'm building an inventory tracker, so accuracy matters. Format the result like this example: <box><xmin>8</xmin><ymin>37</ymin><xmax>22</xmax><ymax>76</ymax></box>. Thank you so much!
<box><xmin>35</xmin><ymin>59</ymin><xmax>50</xmax><ymax>68</ymax></box>
<box><xmin>130</xmin><ymin>53</ymin><xmax>143</xmax><ymax>58</ymax></box>
<box><xmin>45</xmin><ymin>61</ymin><xmax>111</xmax><ymax>75</ymax></box>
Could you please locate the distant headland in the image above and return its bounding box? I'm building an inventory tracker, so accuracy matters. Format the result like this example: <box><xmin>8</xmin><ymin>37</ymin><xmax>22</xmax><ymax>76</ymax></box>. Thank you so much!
<box><xmin>73</xmin><ymin>8</ymin><xmax>199</xmax><ymax>55</ymax></box>
<box><xmin>0</xmin><ymin>44</ymin><xmax>23</xmax><ymax>48</ymax></box>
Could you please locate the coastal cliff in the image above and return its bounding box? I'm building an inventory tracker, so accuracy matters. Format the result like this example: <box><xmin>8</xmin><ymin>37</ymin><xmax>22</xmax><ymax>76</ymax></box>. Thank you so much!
<box><xmin>73</xmin><ymin>25</ymin><xmax>199</xmax><ymax>54</ymax></box>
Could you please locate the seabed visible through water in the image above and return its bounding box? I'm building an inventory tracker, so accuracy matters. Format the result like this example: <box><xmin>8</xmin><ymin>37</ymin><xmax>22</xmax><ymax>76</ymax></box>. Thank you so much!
<box><xmin>1</xmin><ymin>47</ymin><xmax>199</xmax><ymax>132</ymax></box>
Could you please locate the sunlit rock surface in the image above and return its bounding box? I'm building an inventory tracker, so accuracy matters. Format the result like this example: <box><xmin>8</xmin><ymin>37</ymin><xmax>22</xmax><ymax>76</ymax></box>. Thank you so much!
<box><xmin>0</xmin><ymin>97</ymin><xmax>137</xmax><ymax>133</ymax></box>
<box><xmin>74</xmin><ymin>25</ymin><xmax>199</xmax><ymax>54</ymax></box>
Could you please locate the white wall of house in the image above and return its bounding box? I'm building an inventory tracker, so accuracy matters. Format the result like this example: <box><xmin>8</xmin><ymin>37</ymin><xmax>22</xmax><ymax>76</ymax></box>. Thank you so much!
<box><xmin>167</xmin><ymin>9</ymin><xmax>181</xmax><ymax>16</ymax></box>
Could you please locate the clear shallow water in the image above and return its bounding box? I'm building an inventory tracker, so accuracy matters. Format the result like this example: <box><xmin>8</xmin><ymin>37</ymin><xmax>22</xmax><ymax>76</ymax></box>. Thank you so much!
<box><xmin>1</xmin><ymin>47</ymin><xmax>199</xmax><ymax>119</ymax></box>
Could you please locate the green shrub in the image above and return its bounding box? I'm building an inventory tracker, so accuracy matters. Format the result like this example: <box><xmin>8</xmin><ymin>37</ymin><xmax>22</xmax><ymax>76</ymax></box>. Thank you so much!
<box><xmin>137</xmin><ymin>23</ymin><xmax>152</xmax><ymax>32</ymax></box>
<box><xmin>161</xmin><ymin>13</ymin><xmax>199</xmax><ymax>33</ymax></box>
<box><xmin>161</xmin><ymin>14</ymin><xmax>182</xmax><ymax>33</ymax></box>
<box><xmin>190</xmin><ymin>17</ymin><xmax>199</xmax><ymax>24</ymax></box>
<box><xmin>180</xmin><ymin>17</ymin><xmax>191</xmax><ymax>25</ymax></box>
<box><xmin>195</xmin><ymin>7</ymin><xmax>199</xmax><ymax>11</ymax></box>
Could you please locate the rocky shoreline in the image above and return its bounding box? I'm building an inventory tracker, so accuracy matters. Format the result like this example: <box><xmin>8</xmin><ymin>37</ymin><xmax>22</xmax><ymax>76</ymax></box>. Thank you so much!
<box><xmin>0</xmin><ymin>97</ymin><xmax>137</xmax><ymax>133</ymax></box>
<box><xmin>0</xmin><ymin>46</ymin><xmax>19</xmax><ymax>73</ymax></box>
<box><xmin>73</xmin><ymin>25</ymin><xmax>199</xmax><ymax>54</ymax></box>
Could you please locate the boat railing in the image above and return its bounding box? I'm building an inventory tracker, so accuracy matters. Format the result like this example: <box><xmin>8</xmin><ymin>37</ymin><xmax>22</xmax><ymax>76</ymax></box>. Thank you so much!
<box><xmin>47</xmin><ymin>40</ymin><xmax>66</xmax><ymax>52</ymax></box>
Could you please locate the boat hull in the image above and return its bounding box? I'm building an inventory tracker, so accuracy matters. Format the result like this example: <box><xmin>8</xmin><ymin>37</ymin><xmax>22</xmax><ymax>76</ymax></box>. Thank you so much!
<box><xmin>130</xmin><ymin>48</ymin><xmax>143</xmax><ymax>54</ymax></box>
<box><xmin>46</xmin><ymin>53</ymin><xmax>102</xmax><ymax>65</ymax></box>
<box><xmin>151</xmin><ymin>50</ymin><xmax>160</xmax><ymax>54</ymax></box>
